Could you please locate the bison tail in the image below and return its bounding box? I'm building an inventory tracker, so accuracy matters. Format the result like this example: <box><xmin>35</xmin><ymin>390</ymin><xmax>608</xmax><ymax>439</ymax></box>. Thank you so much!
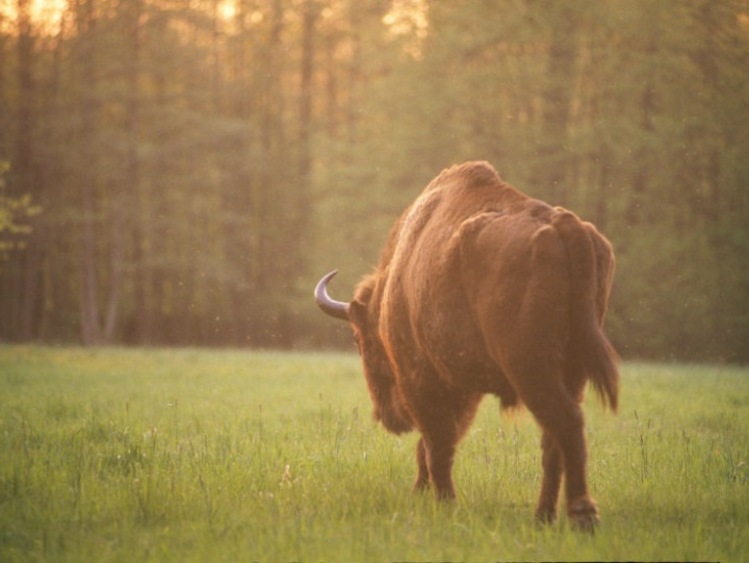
<box><xmin>580</xmin><ymin>321</ymin><xmax>619</xmax><ymax>412</ymax></box>
<box><xmin>553</xmin><ymin>211</ymin><xmax>619</xmax><ymax>412</ymax></box>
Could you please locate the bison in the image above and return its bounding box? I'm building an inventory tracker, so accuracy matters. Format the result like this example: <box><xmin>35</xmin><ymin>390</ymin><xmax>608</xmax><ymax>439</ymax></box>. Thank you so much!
<box><xmin>314</xmin><ymin>161</ymin><xmax>618</xmax><ymax>530</ymax></box>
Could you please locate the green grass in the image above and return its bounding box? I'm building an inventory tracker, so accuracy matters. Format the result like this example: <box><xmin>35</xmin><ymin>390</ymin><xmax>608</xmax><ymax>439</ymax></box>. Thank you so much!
<box><xmin>0</xmin><ymin>346</ymin><xmax>747</xmax><ymax>561</ymax></box>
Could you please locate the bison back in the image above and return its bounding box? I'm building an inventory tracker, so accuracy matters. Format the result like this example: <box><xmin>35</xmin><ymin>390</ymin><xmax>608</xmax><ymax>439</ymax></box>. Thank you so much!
<box><xmin>458</xmin><ymin>203</ymin><xmax>619</xmax><ymax>410</ymax></box>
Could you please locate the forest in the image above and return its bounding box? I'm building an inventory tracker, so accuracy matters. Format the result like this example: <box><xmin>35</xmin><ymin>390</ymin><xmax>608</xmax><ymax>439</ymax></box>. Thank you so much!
<box><xmin>0</xmin><ymin>0</ymin><xmax>748</xmax><ymax>362</ymax></box>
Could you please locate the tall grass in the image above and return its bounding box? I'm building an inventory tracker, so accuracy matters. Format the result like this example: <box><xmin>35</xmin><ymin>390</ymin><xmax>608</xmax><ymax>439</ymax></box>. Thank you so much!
<box><xmin>1</xmin><ymin>346</ymin><xmax>747</xmax><ymax>561</ymax></box>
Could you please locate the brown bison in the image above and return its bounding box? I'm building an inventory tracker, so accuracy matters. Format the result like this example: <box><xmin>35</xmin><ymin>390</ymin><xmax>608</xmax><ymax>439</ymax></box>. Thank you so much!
<box><xmin>314</xmin><ymin>161</ymin><xmax>618</xmax><ymax>530</ymax></box>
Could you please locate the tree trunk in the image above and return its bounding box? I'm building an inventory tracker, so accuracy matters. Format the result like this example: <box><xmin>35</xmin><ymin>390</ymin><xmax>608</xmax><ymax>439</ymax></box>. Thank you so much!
<box><xmin>75</xmin><ymin>0</ymin><xmax>102</xmax><ymax>345</ymax></box>
<box><xmin>13</xmin><ymin>0</ymin><xmax>41</xmax><ymax>341</ymax></box>
<box><xmin>534</xmin><ymin>5</ymin><xmax>578</xmax><ymax>206</ymax></box>
<box><xmin>104</xmin><ymin>0</ymin><xmax>142</xmax><ymax>343</ymax></box>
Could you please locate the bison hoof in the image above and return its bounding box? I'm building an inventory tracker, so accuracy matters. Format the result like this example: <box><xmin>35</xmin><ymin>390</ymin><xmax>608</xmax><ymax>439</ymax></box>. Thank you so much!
<box><xmin>434</xmin><ymin>487</ymin><xmax>457</xmax><ymax>501</ymax></box>
<box><xmin>412</xmin><ymin>478</ymin><xmax>430</xmax><ymax>494</ymax></box>
<box><xmin>534</xmin><ymin>507</ymin><xmax>557</xmax><ymax>526</ymax></box>
<box><xmin>567</xmin><ymin>497</ymin><xmax>600</xmax><ymax>533</ymax></box>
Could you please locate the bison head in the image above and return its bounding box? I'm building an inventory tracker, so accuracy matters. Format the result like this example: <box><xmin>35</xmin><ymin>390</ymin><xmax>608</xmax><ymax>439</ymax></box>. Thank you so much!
<box><xmin>315</xmin><ymin>271</ymin><xmax>413</xmax><ymax>434</ymax></box>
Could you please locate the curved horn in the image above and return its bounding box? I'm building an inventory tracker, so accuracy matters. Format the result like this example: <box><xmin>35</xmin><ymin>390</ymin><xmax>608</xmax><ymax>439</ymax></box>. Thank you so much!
<box><xmin>314</xmin><ymin>270</ymin><xmax>350</xmax><ymax>321</ymax></box>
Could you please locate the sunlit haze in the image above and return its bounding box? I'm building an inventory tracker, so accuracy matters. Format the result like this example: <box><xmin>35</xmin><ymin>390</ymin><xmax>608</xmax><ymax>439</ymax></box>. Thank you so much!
<box><xmin>0</xmin><ymin>0</ymin><xmax>65</xmax><ymax>34</ymax></box>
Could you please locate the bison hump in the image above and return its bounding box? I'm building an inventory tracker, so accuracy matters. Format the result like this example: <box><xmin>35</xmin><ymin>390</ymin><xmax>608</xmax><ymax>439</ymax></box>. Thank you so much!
<box><xmin>462</xmin><ymin>161</ymin><xmax>501</xmax><ymax>187</ymax></box>
<box><xmin>428</xmin><ymin>161</ymin><xmax>502</xmax><ymax>192</ymax></box>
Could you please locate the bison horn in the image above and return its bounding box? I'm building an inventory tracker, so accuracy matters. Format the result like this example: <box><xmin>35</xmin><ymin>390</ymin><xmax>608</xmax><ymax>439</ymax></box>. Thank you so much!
<box><xmin>314</xmin><ymin>270</ymin><xmax>350</xmax><ymax>321</ymax></box>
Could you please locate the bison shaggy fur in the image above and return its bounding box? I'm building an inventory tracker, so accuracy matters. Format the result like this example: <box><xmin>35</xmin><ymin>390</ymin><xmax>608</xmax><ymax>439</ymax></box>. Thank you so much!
<box><xmin>315</xmin><ymin>161</ymin><xmax>618</xmax><ymax>530</ymax></box>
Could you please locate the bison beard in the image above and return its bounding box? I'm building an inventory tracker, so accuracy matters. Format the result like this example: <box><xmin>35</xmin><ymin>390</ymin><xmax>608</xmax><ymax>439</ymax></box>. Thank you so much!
<box><xmin>315</xmin><ymin>161</ymin><xmax>618</xmax><ymax>531</ymax></box>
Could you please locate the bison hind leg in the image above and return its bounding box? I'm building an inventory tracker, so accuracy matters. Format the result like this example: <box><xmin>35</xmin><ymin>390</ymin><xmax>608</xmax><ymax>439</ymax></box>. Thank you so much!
<box><xmin>535</xmin><ymin>430</ymin><xmax>562</xmax><ymax>524</ymax></box>
<box><xmin>502</xmin><ymin>361</ymin><xmax>600</xmax><ymax>530</ymax></box>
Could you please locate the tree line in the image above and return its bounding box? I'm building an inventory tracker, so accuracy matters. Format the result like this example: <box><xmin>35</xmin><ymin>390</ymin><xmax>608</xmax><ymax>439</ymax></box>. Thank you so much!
<box><xmin>1</xmin><ymin>0</ymin><xmax>748</xmax><ymax>362</ymax></box>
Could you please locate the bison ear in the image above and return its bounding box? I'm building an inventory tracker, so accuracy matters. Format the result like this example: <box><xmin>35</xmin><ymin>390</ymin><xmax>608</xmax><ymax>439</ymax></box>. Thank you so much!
<box><xmin>348</xmin><ymin>299</ymin><xmax>368</xmax><ymax>330</ymax></box>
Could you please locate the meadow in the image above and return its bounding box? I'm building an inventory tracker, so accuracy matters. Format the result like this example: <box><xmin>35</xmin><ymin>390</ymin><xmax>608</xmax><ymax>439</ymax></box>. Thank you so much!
<box><xmin>0</xmin><ymin>346</ymin><xmax>747</xmax><ymax>562</ymax></box>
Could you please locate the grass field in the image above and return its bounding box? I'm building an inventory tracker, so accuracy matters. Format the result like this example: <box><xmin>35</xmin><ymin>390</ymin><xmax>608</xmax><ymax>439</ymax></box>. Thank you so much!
<box><xmin>0</xmin><ymin>346</ymin><xmax>747</xmax><ymax>562</ymax></box>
